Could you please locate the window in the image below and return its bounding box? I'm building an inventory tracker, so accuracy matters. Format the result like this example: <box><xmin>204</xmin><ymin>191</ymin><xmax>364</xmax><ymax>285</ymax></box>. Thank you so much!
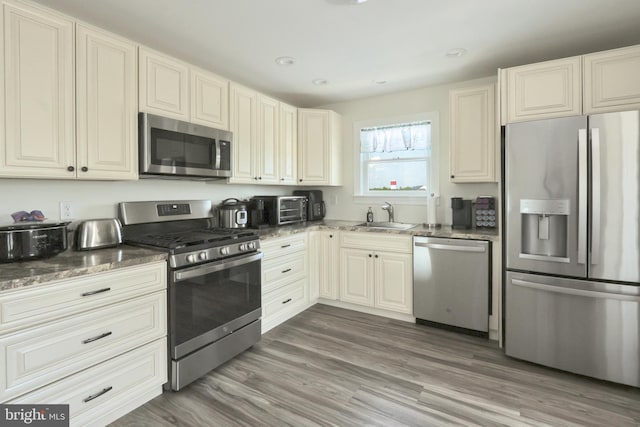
<box><xmin>354</xmin><ymin>112</ymin><xmax>438</xmax><ymax>198</ymax></box>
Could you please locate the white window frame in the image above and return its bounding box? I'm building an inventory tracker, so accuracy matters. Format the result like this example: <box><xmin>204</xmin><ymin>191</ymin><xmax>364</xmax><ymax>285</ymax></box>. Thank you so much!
<box><xmin>353</xmin><ymin>112</ymin><xmax>439</xmax><ymax>204</ymax></box>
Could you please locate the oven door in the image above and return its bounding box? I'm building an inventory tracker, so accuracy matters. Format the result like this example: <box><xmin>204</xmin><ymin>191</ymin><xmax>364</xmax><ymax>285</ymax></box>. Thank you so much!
<box><xmin>170</xmin><ymin>252</ymin><xmax>262</xmax><ymax>359</ymax></box>
<box><xmin>139</xmin><ymin>112</ymin><xmax>232</xmax><ymax>178</ymax></box>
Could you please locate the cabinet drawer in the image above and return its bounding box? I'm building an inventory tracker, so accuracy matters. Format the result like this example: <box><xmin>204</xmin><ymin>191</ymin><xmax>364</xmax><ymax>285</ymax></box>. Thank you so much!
<box><xmin>0</xmin><ymin>262</ymin><xmax>166</xmax><ymax>334</ymax></box>
<box><xmin>262</xmin><ymin>253</ymin><xmax>307</xmax><ymax>293</ymax></box>
<box><xmin>260</xmin><ymin>234</ymin><xmax>307</xmax><ymax>261</ymax></box>
<box><xmin>10</xmin><ymin>338</ymin><xmax>167</xmax><ymax>425</ymax></box>
<box><xmin>0</xmin><ymin>291</ymin><xmax>166</xmax><ymax>401</ymax></box>
<box><xmin>263</xmin><ymin>278</ymin><xmax>306</xmax><ymax>320</ymax></box>
<box><xmin>340</xmin><ymin>232</ymin><xmax>411</xmax><ymax>253</ymax></box>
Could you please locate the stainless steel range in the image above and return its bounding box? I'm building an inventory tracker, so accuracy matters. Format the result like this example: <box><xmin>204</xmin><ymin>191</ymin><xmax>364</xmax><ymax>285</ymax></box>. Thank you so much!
<box><xmin>118</xmin><ymin>200</ymin><xmax>262</xmax><ymax>391</ymax></box>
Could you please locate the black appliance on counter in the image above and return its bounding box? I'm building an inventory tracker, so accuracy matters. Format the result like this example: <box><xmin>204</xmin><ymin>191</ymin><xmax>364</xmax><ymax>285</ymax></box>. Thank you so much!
<box><xmin>451</xmin><ymin>197</ymin><xmax>472</xmax><ymax>229</ymax></box>
<box><xmin>249</xmin><ymin>196</ymin><xmax>307</xmax><ymax>227</ymax></box>
<box><xmin>118</xmin><ymin>200</ymin><xmax>262</xmax><ymax>391</ymax></box>
<box><xmin>293</xmin><ymin>190</ymin><xmax>326</xmax><ymax>221</ymax></box>
<box><xmin>0</xmin><ymin>221</ymin><xmax>70</xmax><ymax>262</ymax></box>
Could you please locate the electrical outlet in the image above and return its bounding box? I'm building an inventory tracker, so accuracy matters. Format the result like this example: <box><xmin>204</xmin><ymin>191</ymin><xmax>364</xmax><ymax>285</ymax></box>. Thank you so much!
<box><xmin>59</xmin><ymin>201</ymin><xmax>73</xmax><ymax>220</ymax></box>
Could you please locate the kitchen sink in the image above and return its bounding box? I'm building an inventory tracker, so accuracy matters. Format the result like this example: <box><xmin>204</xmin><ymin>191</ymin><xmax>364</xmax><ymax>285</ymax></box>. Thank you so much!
<box><xmin>355</xmin><ymin>222</ymin><xmax>417</xmax><ymax>230</ymax></box>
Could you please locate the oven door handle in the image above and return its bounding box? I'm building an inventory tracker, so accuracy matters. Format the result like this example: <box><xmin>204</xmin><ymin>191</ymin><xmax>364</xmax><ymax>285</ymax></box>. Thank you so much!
<box><xmin>173</xmin><ymin>252</ymin><xmax>263</xmax><ymax>282</ymax></box>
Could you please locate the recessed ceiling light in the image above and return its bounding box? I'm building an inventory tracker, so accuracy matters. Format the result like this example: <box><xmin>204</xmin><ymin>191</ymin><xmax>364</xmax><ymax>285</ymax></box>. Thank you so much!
<box><xmin>275</xmin><ymin>56</ymin><xmax>296</xmax><ymax>66</ymax></box>
<box><xmin>351</xmin><ymin>0</ymin><xmax>368</xmax><ymax>4</ymax></box>
<box><xmin>312</xmin><ymin>79</ymin><xmax>328</xmax><ymax>86</ymax></box>
<box><xmin>372</xmin><ymin>79</ymin><xmax>387</xmax><ymax>85</ymax></box>
<box><xmin>446</xmin><ymin>48</ymin><xmax>467</xmax><ymax>58</ymax></box>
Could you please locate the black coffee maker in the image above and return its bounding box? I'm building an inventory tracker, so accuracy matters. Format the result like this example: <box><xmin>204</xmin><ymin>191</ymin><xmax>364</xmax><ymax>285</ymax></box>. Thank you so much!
<box><xmin>248</xmin><ymin>198</ymin><xmax>269</xmax><ymax>228</ymax></box>
<box><xmin>451</xmin><ymin>197</ymin><xmax>472</xmax><ymax>229</ymax></box>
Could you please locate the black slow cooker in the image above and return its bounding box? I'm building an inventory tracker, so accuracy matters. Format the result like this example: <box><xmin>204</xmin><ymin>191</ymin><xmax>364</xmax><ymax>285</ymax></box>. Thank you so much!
<box><xmin>0</xmin><ymin>221</ymin><xmax>70</xmax><ymax>263</ymax></box>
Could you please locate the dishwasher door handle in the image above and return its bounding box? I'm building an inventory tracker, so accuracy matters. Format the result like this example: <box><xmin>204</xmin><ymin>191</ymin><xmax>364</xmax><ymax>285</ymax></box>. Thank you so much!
<box><xmin>415</xmin><ymin>242</ymin><xmax>486</xmax><ymax>253</ymax></box>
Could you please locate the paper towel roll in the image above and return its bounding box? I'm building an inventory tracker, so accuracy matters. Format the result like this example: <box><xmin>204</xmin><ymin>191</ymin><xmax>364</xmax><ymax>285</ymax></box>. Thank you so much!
<box><xmin>426</xmin><ymin>193</ymin><xmax>437</xmax><ymax>225</ymax></box>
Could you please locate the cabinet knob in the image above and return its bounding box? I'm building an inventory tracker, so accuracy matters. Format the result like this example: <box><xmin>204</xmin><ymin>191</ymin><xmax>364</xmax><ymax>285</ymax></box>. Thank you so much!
<box><xmin>280</xmin><ymin>178</ymin><xmax>285</xmax><ymax>181</ymax></box>
<box><xmin>254</xmin><ymin>177</ymin><xmax>258</xmax><ymax>180</ymax></box>
<box><xmin>258</xmin><ymin>176</ymin><xmax>262</xmax><ymax>180</ymax></box>
<box><xmin>67</xmin><ymin>166</ymin><xmax>75</xmax><ymax>172</ymax></box>
<box><xmin>299</xmin><ymin>179</ymin><xmax>303</xmax><ymax>182</ymax></box>
<box><xmin>81</xmin><ymin>166</ymin><xmax>88</xmax><ymax>172</ymax></box>
<box><xmin>329</xmin><ymin>234</ymin><xmax>333</xmax><ymax>238</ymax></box>
<box><xmin>450</xmin><ymin>174</ymin><xmax>455</xmax><ymax>179</ymax></box>
<box><xmin>375</xmin><ymin>254</ymin><xmax>379</xmax><ymax>258</ymax></box>
<box><xmin>368</xmin><ymin>254</ymin><xmax>372</xmax><ymax>258</ymax></box>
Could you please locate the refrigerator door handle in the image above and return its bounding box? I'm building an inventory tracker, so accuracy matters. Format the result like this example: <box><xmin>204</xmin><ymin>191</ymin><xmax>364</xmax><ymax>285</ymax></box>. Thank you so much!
<box><xmin>577</xmin><ymin>129</ymin><xmax>588</xmax><ymax>265</ymax></box>
<box><xmin>591</xmin><ymin>128</ymin><xmax>601</xmax><ymax>265</ymax></box>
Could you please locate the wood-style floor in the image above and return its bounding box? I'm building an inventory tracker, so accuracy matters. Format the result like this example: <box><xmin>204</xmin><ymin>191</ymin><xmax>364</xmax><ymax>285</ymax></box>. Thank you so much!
<box><xmin>111</xmin><ymin>304</ymin><xmax>640</xmax><ymax>427</ymax></box>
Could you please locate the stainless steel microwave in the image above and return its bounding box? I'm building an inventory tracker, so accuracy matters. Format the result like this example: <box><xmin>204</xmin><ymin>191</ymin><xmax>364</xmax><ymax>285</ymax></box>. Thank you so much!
<box><xmin>139</xmin><ymin>112</ymin><xmax>232</xmax><ymax>179</ymax></box>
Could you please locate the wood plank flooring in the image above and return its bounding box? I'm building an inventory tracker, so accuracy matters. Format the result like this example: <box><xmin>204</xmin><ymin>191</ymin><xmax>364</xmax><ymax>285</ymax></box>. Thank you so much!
<box><xmin>111</xmin><ymin>304</ymin><xmax>640</xmax><ymax>426</ymax></box>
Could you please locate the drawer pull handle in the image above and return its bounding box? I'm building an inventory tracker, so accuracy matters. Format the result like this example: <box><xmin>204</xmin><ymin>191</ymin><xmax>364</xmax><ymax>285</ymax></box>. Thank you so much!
<box><xmin>282</xmin><ymin>298</ymin><xmax>292</xmax><ymax>304</ymax></box>
<box><xmin>81</xmin><ymin>287</ymin><xmax>111</xmax><ymax>297</ymax></box>
<box><xmin>82</xmin><ymin>331</ymin><xmax>112</xmax><ymax>344</ymax></box>
<box><xmin>281</xmin><ymin>268</ymin><xmax>292</xmax><ymax>274</ymax></box>
<box><xmin>83</xmin><ymin>386</ymin><xmax>113</xmax><ymax>403</ymax></box>
<box><xmin>281</xmin><ymin>244</ymin><xmax>291</xmax><ymax>248</ymax></box>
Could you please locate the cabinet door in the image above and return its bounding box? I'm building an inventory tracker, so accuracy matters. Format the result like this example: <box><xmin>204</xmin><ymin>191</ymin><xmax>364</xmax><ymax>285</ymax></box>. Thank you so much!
<box><xmin>228</xmin><ymin>83</ymin><xmax>257</xmax><ymax>183</ymax></box>
<box><xmin>191</xmin><ymin>67</ymin><xmax>229</xmax><ymax>130</ymax></box>
<box><xmin>374</xmin><ymin>251</ymin><xmax>413</xmax><ymax>314</ymax></box>
<box><xmin>506</xmin><ymin>56</ymin><xmax>582</xmax><ymax>123</ymax></box>
<box><xmin>76</xmin><ymin>24</ymin><xmax>137</xmax><ymax>180</ymax></box>
<box><xmin>1</xmin><ymin>2</ymin><xmax>75</xmax><ymax>178</ymax></box>
<box><xmin>256</xmin><ymin>94</ymin><xmax>279</xmax><ymax>184</ymax></box>
<box><xmin>310</xmin><ymin>231</ymin><xmax>339</xmax><ymax>301</ymax></box>
<box><xmin>584</xmin><ymin>45</ymin><xmax>640</xmax><ymax>114</ymax></box>
<box><xmin>298</xmin><ymin>109</ymin><xmax>330</xmax><ymax>185</ymax></box>
<box><xmin>449</xmin><ymin>84</ymin><xmax>496</xmax><ymax>183</ymax></box>
<box><xmin>139</xmin><ymin>47</ymin><xmax>189</xmax><ymax>121</ymax></box>
<box><xmin>339</xmin><ymin>247</ymin><xmax>374</xmax><ymax>307</ymax></box>
<box><xmin>279</xmin><ymin>102</ymin><xmax>297</xmax><ymax>185</ymax></box>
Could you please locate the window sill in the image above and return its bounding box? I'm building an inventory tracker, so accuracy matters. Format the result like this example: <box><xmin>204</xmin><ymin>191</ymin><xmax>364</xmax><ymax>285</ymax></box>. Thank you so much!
<box><xmin>352</xmin><ymin>194</ymin><xmax>433</xmax><ymax>205</ymax></box>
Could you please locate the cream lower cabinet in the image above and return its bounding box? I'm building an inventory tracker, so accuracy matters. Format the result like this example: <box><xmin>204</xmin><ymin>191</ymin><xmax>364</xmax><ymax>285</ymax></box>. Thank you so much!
<box><xmin>449</xmin><ymin>83</ymin><xmax>496</xmax><ymax>183</ymax></box>
<box><xmin>309</xmin><ymin>230</ymin><xmax>340</xmax><ymax>302</ymax></box>
<box><xmin>261</xmin><ymin>234</ymin><xmax>309</xmax><ymax>333</ymax></box>
<box><xmin>339</xmin><ymin>232</ymin><xmax>412</xmax><ymax>315</ymax></box>
<box><xmin>0</xmin><ymin>261</ymin><xmax>167</xmax><ymax>426</ymax></box>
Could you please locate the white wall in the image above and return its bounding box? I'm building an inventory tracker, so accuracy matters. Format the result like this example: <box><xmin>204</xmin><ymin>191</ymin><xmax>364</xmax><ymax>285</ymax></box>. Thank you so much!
<box><xmin>319</xmin><ymin>75</ymin><xmax>500</xmax><ymax>225</ymax></box>
<box><xmin>0</xmin><ymin>178</ymin><xmax>293</xmax><ymax>226</ymax></box>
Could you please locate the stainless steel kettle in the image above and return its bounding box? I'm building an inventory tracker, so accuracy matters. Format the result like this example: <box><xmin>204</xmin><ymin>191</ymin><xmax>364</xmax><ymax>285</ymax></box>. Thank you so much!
<box><xmin>218</xmin><ymin>198</ymin><xmax>248</xmax><ymax>229</ymax></box>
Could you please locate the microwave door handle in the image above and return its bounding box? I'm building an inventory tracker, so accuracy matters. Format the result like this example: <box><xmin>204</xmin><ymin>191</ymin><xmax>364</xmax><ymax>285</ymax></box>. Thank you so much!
<box><xmin>214</xmin><ymin>141</ymin><xmax>222</xmax><ymax>169</ymax></box>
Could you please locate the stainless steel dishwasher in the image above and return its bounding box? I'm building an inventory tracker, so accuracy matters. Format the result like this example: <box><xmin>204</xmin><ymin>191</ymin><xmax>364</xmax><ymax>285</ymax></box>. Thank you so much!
<box><xmin>413</xmin><ymin>236</ymin><xmax>490</xmax><ymax>336</ymax></box>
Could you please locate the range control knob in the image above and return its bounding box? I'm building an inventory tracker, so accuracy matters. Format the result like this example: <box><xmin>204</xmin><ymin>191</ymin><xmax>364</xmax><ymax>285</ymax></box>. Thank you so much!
<box><xmin>186</xmin><ymin>254</ymin><xmax>196</xmax><ymax>263</ymax></box>
<box><xmin>248</xmin><ymin>242</ymin><xmax>256</xmax><ymax>250</ymax></box>
<box><xmin>198</xmin><ymin>252</ymin><xmax>207</xmax><ymax>261</ymax></box>
<box><xmin>239</xmin><ymin>243</ymin><xmax>248</xmax><ymax>251</ymax></box>
<box><xmin>220</xmin><ymin>247</ymin><xmax>230</xmax><ymax>256</ymax></box>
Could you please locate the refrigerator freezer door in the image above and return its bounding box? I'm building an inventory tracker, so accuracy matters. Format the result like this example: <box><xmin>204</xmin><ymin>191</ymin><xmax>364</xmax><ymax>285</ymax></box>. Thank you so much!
<box><xmin>589</xmin><ymin>110</ymin><xmax>640</xmax><ymax>283</ymax></box>
<box><xmin>506</xmin><ymin>116</ymin><xmax>588</xmax><ymax>277</ymax></box>
<box><xmin>505</xmin><ymin>271</ymin><xmax>640</xmax><ymax>387</ymax></box>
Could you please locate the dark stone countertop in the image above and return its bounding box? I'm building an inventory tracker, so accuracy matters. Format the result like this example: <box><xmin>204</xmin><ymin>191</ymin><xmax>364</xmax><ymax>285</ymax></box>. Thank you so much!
<box><xmin>0</xmin><ymin>245</ymin><xmax>167</xmax><ymax>292</ymax></box>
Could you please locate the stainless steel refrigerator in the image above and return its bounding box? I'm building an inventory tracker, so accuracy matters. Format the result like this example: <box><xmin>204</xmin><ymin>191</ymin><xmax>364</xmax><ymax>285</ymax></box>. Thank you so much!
<box><xmin>505</xmin><ymin>110</ymin><xmax>640</xmax><ymax>387</ymax></box>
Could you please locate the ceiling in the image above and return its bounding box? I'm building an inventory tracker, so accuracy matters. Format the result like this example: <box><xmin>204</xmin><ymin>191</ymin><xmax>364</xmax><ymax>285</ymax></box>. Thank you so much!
<box><xmin>33</xmin><ymin>0</ymin><xmax>640</xmax><ymax>107</ymax></box>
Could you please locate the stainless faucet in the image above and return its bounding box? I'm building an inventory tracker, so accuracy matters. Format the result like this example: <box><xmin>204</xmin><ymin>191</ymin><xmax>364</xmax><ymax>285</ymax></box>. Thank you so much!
<box><xmin>381</xmin><ymin>201</ymin><xmax>394</xmax><ymax>222</ymax></box>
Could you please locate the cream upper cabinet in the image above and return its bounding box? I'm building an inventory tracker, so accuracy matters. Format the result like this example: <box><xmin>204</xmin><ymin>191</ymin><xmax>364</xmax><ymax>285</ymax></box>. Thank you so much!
<box><xmin>76</xmin><ymin>24</ymin><xmax>138</xmax><ymax>180</ymax></box>
<box><xmin>506</xmin><ymin>56</ymin><xmax>582</xmax><ymax>123</ymax></box>
<box><xmin>228</xmin><ymin>82</ymin><xmax>257</xmax><ymax>183</ymax></box>
<box><xmin>584</xmin><ymin>45</ymin><xmax>640</xmax><ymax>114</ymax></box>
<box><xmin>0</xmin><ymin>1</ymin><xmax>75</xmax><ymax>179</ymax></box>
<box><xmin>256</xmin><ymin>94</ymin><xmax>279</xmax><ymax>184</ymax></box>
<box><xmin>309</xmin><ymin>230</ymin><xmax>339</xmax><ymax>301</ymax></box>
<box><xmin>190</xmin><ymin>66</ymin><xmax>229</xmax><ymax>130</ymax></box>
<box><xmin>298</xmin><ymin>109</ymin><xmax>342</xmax><ymax>186</ymax></box>
<box><xmin>449</xmin><ymin>83</ymin><xmax>496</xmax><ymax>183</ymax></box>
<box><xmin>139</xmin><ymin>47</ymin><xmax>189</xmax><ymax>121</ymax></box>
<box><xmin>279</xmin><ymin>102</ymin><xmax>298</xmax><ymax>185</ymax></box>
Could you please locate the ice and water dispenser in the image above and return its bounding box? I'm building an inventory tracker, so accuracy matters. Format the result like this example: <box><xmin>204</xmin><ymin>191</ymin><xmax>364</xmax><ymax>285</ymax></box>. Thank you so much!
<box><xmin>519</xmin><ymin>199</ymin><xmax>570</xmax><ymax>262</ymax></box>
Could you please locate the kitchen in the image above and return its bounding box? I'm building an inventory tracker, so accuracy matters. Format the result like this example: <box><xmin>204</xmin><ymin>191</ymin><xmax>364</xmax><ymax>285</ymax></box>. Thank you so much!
<box><xmin>1</xmin><ymin>0</ymin><xmax>640</xmax><ymax>425</ymax></box>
